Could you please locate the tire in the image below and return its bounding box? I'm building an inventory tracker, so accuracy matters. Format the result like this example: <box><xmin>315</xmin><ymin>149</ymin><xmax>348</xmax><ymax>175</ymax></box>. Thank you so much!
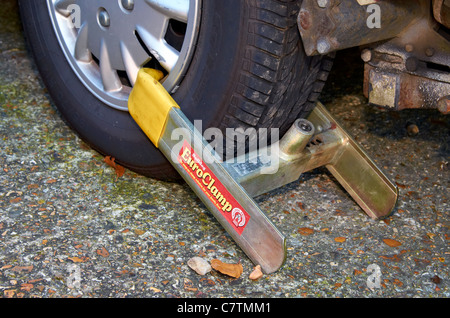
<box><xmin>19</xmin><ymin>0</ymin><xmax>333</xmax><ymax>180</ymax></box>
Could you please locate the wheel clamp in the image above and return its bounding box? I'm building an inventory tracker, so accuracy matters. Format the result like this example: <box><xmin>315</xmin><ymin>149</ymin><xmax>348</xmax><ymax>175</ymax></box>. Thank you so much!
<box><xmin>128</xmin><ymin>68</ymin><xmax>398</xmax><ymax>274</ymax></box>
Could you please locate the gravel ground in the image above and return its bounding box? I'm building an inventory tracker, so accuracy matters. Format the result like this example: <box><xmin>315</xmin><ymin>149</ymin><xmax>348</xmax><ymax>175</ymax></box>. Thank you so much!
<box><xmin>1</xmin><ymin>0</ymin><xmax>448</xmax><ymax>300</ymax></box>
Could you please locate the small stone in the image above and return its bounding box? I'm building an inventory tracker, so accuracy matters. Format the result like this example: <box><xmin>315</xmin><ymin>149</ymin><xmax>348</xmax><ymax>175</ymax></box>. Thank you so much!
<box><xmin>406</xmin><ymin>123</ymin><xmax>419</xmax><ymax>136</ymax></box>
<box><xmin>187</xmin><ymin>257</ymin><xmax>211</xmax><ymax>275</ymax></box>
<box><xmin>249</xmin><ymin>265</ymin><xmax>263</xmax><ymax>281</ymax></box>
<box><xmin>210</xmin><ymin>259</ymin><xmax>243</xmax><ymax>278</ymax></box>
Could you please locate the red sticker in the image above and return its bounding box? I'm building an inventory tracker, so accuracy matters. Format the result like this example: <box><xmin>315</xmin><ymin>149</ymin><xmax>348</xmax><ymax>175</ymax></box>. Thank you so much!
<box><xmin>178</xmin><ymin>141</ymin><xmax>250</xmax><ymax>235</ymax></box>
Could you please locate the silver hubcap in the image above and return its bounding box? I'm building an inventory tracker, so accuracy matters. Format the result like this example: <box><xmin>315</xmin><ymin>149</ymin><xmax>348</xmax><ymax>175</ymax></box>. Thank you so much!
<box><xmin>47</xmin><ymin>0</ymin><xmax>201</xmax><ymax>111</ymax></box>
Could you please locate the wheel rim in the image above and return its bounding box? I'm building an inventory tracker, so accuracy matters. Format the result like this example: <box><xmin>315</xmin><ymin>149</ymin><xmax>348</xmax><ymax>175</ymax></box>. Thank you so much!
<box><xmin>47</xmin><ymin>0</ymin><xmax>201</xmax><ymax>111</ymax></box>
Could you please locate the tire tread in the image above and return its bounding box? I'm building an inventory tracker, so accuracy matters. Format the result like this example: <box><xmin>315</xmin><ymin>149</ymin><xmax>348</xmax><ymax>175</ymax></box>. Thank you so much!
<box><xmin>221</xmin><ymin>0</ymin><xmax>333</xmax><ymax>153</ymax></box>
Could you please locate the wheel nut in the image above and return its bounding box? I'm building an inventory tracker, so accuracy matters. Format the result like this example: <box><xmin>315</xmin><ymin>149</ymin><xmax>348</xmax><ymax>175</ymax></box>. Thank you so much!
<box><xmin>98</xmin><ymin>9</ymin><xmax>110</xmax><ymax>28</ymax></box>
<box><xmin>405</xmin><ymin>44</ymin><xmax>414</xmax><ymax>53</ymax></box>
<box><xmin>121</xmin><ymin>0</ymin><xmax>134</xmax><ymax>11</ymax></box>
<box><xmin>361</xmin><ymin>49</ymin><xmax>372</xmax><ymax>63</ymax></box>
<box><xmin>425</xmin><ymin>47</ymin><xmax>435</xmax><ymax>57</ymax></box>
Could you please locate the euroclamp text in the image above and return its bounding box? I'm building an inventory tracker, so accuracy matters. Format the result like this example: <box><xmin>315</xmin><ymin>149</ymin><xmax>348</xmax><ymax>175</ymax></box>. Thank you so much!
<box><xmin>177</xmin><ymin>301</ymin><xmax>270</xmax><ymax>314</ymax></box>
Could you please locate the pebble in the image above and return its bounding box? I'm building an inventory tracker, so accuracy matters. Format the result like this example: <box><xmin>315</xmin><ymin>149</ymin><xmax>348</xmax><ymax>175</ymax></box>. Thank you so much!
<box><xmin>406</xmin><ymin>123</ymin><xmax>419</xmax><ymax>136</ymax></box>
<box><xmin>187</xmin><ymin>257</ymin><xmax>212</xmax><ymax>276</ymax></box>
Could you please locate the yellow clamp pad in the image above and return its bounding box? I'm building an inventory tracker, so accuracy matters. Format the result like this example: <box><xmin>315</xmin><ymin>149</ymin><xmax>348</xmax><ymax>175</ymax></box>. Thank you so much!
<box><xmin>128</xmin><ymin>68</ymin><xmax>180</xmax><ymax>147</ymax></box>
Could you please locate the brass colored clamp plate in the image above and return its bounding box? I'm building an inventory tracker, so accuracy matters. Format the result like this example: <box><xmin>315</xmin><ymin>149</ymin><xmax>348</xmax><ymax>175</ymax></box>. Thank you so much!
<box><xmin>225</xmin><ymin>103</ymin><xmax>398</xmax><ymax>220</ymax></box>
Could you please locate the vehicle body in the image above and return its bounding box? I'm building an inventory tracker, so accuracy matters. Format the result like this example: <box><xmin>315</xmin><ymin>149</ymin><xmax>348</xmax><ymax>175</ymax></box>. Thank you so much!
<box><xmin>18</xmin><ymin>0</ymin><xmax>450</xmax><ymax>180</ymax></box>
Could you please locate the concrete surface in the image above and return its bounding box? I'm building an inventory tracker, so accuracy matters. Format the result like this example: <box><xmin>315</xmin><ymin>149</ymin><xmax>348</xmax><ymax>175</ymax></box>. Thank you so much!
<box><xmin>1</xmin><ymin>0</ymin><xmax>448</xmax><ymax>300</ymax></box>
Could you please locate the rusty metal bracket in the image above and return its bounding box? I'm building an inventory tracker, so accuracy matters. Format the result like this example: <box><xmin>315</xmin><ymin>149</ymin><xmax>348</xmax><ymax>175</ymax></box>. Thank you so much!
<box><xmin>297</xmin><ymin>0</ymin><xmax>427</xmax><ymax>56</ymax></box>
<box><xmin>433</xmin><ymin>0</ymin><xmax>450</xmax><ymax>28</ymax></box>
<box><xmin>128</xmin><ymin>69</ymin><xmax>398</xmax><ymax>274</ymax></box>
<box><xmin>361</xmin><ymin>13</ymin><xmax>450</xmax><ymax>112</ymax></box>
<box><xmin>298</xmin><ymin>0</ymin><xmax>450</xmax><ymax>111</ymax></box>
